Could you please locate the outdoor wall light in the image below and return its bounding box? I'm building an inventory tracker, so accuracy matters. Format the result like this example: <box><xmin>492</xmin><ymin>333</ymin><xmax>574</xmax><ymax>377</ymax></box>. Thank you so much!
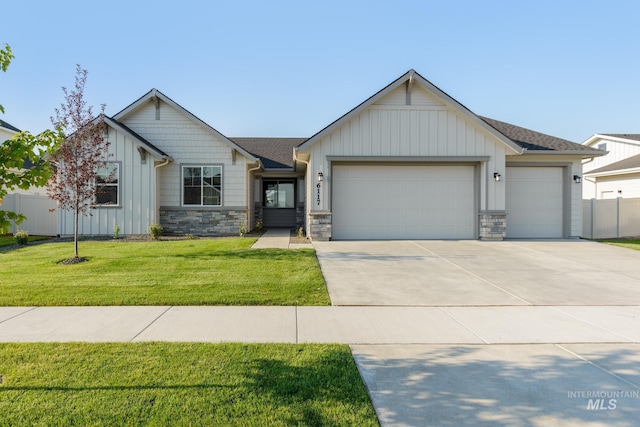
<box><xmin>317</xmin><ymin>172</ymin><xmax>324</xmax><ymax>182</ymax></box>
<box><xmin>573</xmin><ymin>175</ymin><xmax>581</xmax><ymax>184</ymax></box>
<box><xmin>494</xmin><ymin>172</ymin><xmax>501</xmax><ymax>182</ymax></box>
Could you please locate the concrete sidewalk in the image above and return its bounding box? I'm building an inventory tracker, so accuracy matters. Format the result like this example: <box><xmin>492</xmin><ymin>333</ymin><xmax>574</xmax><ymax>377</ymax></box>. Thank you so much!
<box><xmin>1</xmin><ymin>305</ymin><xmax>639</xmax><ymax>343</ymax></box>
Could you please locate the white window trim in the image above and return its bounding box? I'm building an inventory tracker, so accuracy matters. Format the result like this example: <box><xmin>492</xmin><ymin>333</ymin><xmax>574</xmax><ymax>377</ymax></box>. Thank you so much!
<box><xmin>95</xmin><ymin>162</ymin><xmax>120</xmax><ymax>207</ymax></box>
<box><xmin>182</xmin><ymin>164</ymin><xmax>223</xmax><ymax>207</ymax></box>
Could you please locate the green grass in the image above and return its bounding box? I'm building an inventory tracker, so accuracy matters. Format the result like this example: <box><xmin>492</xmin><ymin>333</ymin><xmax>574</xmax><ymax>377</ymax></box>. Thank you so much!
<box><xmin>0</xmin><ymin>238</ymin><xmax>330</xmax><ymax>306</ymax></box>
<box><xmin>0</xmin><ymin>342</ymin><xmax>379</xmax><ymax>426</ymax></box>
<box><xmin>0</xmin><ymin>234</ymin><xmax>51</xmax><ymax>247</ymax></box>
<box><xmin>599</xmin><ymin>238</ymin><xmax>640</xmax><ymax>251</ymax></box>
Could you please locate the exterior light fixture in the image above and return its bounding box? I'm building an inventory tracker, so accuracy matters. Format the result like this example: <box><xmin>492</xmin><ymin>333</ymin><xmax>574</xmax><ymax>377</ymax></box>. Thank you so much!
<box><xmin>317</xmin><ymin>172</ymin><xmax>324</xmax><ymax>182</ymax></box>
<box><xmin>573</xmin><ymin>175</ymin><xmax>581</xmax><ymax>184</ymax></box>
<box><xmin>493</xmin><ymin>172</ymin><xmax>501</xmax><ymax>182</ymax></box>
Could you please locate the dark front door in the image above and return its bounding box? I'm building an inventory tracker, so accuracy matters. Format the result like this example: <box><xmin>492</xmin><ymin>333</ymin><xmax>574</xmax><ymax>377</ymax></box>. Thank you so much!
<box><xmin>263</xmin><ymin>179</ymin><xmax>296</xmax><ymax>228</ymax></box>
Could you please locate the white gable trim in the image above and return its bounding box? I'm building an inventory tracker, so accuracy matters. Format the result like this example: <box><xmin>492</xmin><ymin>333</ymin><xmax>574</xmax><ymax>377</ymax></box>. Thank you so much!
<box><xmin>297</xmin><ymin>69</ymin><xmax>523</xmax><ymax>155</ymax></box>
<box><xmin>113</xmin><ymin>89</ymin><xmax>258</xmax><ymax>164</ymax></box>
<box><xmin>583</xmin><ymin>133</ymin><xmax>640</xmax><ymax>147</ymax></box>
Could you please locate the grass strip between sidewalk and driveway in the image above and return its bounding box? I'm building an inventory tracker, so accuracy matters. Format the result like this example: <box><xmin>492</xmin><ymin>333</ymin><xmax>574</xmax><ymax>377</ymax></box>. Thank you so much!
<box><xmin>601</xmin><ymin>238</ymin><xmax>640</xmax><ymax>252</ymax></box>
<box><xmin>0</xmin><ymin>238</ymin><xmax>330</xmax><ymax>306</ymax></box>
<box><xmin>0</xmin><ymin>342</ymin><xmax>379</xmax><ymax>426</ymax></box>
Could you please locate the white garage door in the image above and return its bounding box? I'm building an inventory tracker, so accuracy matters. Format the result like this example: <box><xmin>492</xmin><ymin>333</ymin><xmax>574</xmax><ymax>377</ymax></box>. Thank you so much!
<box><xmin>506</xmin><ymin>166</ymin><xmax>564</xmax><ymax>238</ymax></box>
<box><xmin>332</xmin><ymin>164</ymin><xmax>475</xmax><ymax>239</ymax></box>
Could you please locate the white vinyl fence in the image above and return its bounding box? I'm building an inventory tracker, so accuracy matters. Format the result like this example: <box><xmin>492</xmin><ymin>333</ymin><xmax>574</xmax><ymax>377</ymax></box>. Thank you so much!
<box><xmin>582</xmin><ymin>197</ymin><xmax>640</xmax><ymax>239</ymax></box>
<box><xmin>0</xmin><ymin>193</ymin><xmax>58</xmax><ymax>236</ymax></box>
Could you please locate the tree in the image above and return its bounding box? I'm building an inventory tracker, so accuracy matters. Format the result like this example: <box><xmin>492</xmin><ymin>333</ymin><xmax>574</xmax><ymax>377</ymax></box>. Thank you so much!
<box><xmin>1</xmin><ymin>44</ymin><xmax>63</xmax><ymax>232</ymax></box>
<box><xmin>47</xmin><ymin>65</ymin><xmax>108</xmax><ymax>260</ymax></box>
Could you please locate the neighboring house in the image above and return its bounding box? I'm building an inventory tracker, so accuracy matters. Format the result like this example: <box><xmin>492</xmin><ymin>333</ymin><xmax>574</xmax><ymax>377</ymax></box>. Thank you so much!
<box><xmin>0</xmin><ymin>119</ymin><xmax>20</xmax><ymax>142</ymax></box>
<box><xmin>59</xmin><ymin>70</ymin><xmax>603</xmax><ymax>241</ymax></box>
<box><xmin>582</xmin><ymin>134</ymin><xmax>640</xmax><ymax>199</ymax></box>
<box><xmin>0</xmin><ymin>120</ymin><xmax>57</xmax><ymax>235</ymax></box>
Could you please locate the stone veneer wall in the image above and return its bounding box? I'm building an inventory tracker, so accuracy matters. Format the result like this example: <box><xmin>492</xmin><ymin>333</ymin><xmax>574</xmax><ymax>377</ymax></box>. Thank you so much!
<box><xmin>160</xmin><ymin>207</ymin><xmax>247</xmax><ymax>236</ymax></box>
<box><xmin>479</xmin><ymin>211</ymin><xmax>507</xmax><ymax>240</ymax></box>
<box><xmin>309</xmin><ymin>211</ymin><xmax>332</xmax><ymax>241</ymax></box>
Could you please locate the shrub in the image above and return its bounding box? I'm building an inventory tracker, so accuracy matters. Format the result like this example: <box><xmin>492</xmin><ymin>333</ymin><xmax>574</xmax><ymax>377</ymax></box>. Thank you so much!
<box><xmin>149</xmin><ymin>222</ymin><xmax>163</xmax><ymax>240</ymax></box>
<box><xmin>297</xmin><ymin>227</ymin><xmax>304</xmax><ymax>239</ymax></box>
<box><xmin>113</xmin><ymin>224</ymin><xmax>120</xmax><ymax>240</ymax></box>
<box><xmin>239</xmin><ymin>223</ymin><xmax>246</xmax><ymax>237</ymax></box>
<box><xmin>254</xmin><ymin>221</ymin><xmax>263</xmax><ymax>233</ymax></box>
<box><xmin>14</xmin><ymin>229</ymin><xmax>29</xmax><ymax>246</ymax></box>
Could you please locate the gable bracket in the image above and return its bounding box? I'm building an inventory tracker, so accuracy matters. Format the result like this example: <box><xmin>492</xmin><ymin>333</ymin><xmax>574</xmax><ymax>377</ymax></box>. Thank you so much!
<box><xmin>406</xmin><ymin>70</ymin><xmax>415</xmax><ymax>105</ymax></box>
<box><xmin>137</xmin><ymin>146</ymin><xmax>148</xmax><ymax>164</ymax></box>
<box><xmin>151</xmin><ymin>91</ymin><xmax>160</xmax><ymax>120</ymax></box>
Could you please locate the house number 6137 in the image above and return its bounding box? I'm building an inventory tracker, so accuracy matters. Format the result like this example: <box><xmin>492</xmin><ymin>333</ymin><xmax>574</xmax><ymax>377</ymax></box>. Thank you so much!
<box><xmin>316</xmin><ymin>183</ymin><xmax>321</xmax><ymax>206</ymax></box>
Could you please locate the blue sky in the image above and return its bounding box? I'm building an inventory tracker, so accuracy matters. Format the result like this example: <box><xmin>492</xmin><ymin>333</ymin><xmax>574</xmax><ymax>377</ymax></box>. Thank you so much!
<box><xmin>1</xmin><ymin>1</ymin><xmax>638</xmax><ymax>142</ymax></box>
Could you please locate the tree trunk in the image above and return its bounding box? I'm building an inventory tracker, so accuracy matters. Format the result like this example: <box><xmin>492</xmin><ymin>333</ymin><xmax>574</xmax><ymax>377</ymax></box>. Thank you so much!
<box><xmin>74</xmin><ymin>204</ymin><xmax>79</xmax><ymax>258</ymax></box>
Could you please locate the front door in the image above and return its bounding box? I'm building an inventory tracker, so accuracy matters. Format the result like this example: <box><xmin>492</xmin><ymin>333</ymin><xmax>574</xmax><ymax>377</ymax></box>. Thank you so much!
<box><xmin>263</xmin><ymin>179</ymin><xmax>296</xmax><ymax>228</ymax></box>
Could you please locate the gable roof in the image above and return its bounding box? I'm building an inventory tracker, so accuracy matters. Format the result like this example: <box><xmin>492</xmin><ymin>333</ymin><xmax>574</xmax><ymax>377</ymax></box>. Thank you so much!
<box><xmin>480</xmin><ymin>117</ymin><xmax>603</xmax><ymax>155</ymax></box>
<box><xmin>296</xmin><ymin>69</ymin><xmax>523</xmax><ymax>154</ymax></box>
<box><xmin>583</xmin><ymin>133</ymin><xmax>640</xmax><ymax>147</ymax></box>
<box><xmin>601</xmin><ymin>134</ymin><xmax>640</xmax><ymax>141</ymax></box>
<box><xmin>113</xmin><ymin>88</ymin><xmax>257</xmax><ymax>163</ymax></box>
<box><xmin>0</xmin><ymin>119</ymin><xmax>20</xmax><ymax>132</ymax></box>
<box><xmin>231</xmin><ymin>138</ymin><xmax>305</xmax><ymax>169</ymax></box>
<box><xmin>103</xmin><ymin>116</ymin><xmax>172</xmax><ymax>160</ymax></box>
<box><xmin>585</xmin><ymin>152</ymin><xmax>640</xmax><ymax>176</ymax></box>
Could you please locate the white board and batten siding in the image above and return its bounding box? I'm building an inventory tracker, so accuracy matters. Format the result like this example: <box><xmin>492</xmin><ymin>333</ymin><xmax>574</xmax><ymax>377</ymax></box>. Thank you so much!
<box><xmin>57</xmin><ymin>125</ymin><xmax>156</xmax><ymax>236</ymax></box>
<box><xmin>307</xmin><ymin>85</ymin><xmax>508</xmax><ymax>214</ymax></box>
<box><xmin>121</xmin><ymin>99</ymin><xmax>248</xmax><ymax>208</ymax></box>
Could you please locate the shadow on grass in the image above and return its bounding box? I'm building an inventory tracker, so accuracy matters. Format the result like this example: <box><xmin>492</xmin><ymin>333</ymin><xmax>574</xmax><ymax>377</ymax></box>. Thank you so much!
<box><xmin>353</xmin><ymin>344</ymin><xmax>640</xmax><ymax>427</ymax></box>
<box><xmin>248</xmin><ymin>347</ymin><xmax>378</xmax><ymax>426</ymax></box>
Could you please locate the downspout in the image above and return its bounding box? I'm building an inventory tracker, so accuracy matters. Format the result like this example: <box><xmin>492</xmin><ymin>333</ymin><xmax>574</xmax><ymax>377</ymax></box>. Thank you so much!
<box><xmin>153</xmin><ymin>157</ymin><xmax>171</xmax><ymax>227</ymax></box>
<box><xmin>247</xmin><ymin>160</ymin><xmax>262</xmax><ymax>231</ymax></box>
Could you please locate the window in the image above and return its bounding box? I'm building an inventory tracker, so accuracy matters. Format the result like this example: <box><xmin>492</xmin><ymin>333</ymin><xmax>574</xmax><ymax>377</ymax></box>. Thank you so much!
<box><xmin>598</xmin><ymin>143</ymin><xmax>607</xmax><ymax>151</ymax></box>
<box><xmin>183</xmin><ymin>165</ymin><xmax>222</xmax><ymax>206</ymax></box>
<box><xmin>96</xmin><ymin>163</ymin><xmax>119</xmax><ymax>205</ymax></box>
<box><xmin>264</xmin><ymin>180</ymin><xmax>294</xmax><ymax>208</ymax></box>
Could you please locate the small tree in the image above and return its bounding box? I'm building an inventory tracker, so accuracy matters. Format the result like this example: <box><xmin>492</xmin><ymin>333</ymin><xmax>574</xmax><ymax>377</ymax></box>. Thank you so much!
<box><xmin>1</xmin><ymin>44</ymin><xmax>63</xmax><ymax>232</ymax></box>
<box><xmin>47</xmin><ymin>65</ymin><xmax>108</xmax><ymax>259</ymax></box>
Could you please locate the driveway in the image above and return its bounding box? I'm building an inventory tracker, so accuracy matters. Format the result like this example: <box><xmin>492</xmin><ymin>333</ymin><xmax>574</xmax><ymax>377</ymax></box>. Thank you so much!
<box><xmin>313</xmin><ymin>239</ymin><xmax>640</xmax><ymax>426</ymax></box>
<box><xmin>313</xmin><ymin>239</ymin><xmax>640</xmax><ymax>306</ymax></box>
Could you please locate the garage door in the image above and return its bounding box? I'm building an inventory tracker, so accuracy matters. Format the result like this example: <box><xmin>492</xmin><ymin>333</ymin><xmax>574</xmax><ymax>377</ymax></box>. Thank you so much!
<box><xmin>332</xmin><ymin>164</ymin><xmax>476</xmax><ymax>239</ymax></box>
<box><xmin>506</xmin><ymin>166</ymin><xmax>563</xmax><ymax>238</ymax></box>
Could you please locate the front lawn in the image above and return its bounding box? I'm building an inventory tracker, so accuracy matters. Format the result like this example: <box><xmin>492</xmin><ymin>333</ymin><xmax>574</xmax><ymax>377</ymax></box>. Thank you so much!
<box><xmin>0</xmin><ymin>342</ymin><xmax>378</xmax><ymax>426</ymax></box>
<box><xmin>0</xmin><ymin>238</ymin><xmax>330</xmax><ymax>306</ymax></box>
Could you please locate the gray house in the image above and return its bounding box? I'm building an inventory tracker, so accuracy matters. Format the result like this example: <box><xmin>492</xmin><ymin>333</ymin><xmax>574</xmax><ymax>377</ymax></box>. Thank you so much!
<box><xmin>57</xmin><ymin>70</ymin><xmax>603</xmax><ymax>240</ymax></box>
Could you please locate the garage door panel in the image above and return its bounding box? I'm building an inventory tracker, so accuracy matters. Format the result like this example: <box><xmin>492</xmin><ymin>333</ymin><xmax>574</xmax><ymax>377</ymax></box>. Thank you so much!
<box><xmin>506</xmin><ymin>167</ymin><xmax>563</xmax><ymax>238</ymax></box>
<box><xmin>332</xmin><ymin>165</ymin><xmax>475</xmax><ymax>240</ymax></box>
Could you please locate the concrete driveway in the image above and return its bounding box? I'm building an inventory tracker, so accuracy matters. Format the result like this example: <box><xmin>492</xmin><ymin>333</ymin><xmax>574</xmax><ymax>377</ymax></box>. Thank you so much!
<box><xmin>313</xmin><ymin>239</ymin><xmax>640</xmax><ymax>426</ymax></box>
<box><xmin>313</xmin><ymin>239</ymin><xmax>640</xmax><ymax>306</ymax></box>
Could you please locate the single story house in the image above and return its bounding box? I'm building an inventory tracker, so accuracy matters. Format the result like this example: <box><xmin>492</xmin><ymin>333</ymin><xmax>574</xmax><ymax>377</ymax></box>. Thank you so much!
<box><xmin>58</xmin><ymin>69</ymin><xmax>603</xmax><ymax>241</ymax></box>
<box><xmin>582</xmin><ymin>134</ymin><xmax>640</xmax><ymax>199</ymax></box>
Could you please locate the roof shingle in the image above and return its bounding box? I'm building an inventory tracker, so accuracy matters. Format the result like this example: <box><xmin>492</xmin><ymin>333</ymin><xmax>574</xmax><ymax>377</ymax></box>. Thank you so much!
<box><xmin>586</xmin><ymin>153</ymin><xmax>640</xmax><ymax>175</ymax></box>
<box><xmin>480</xmin><ymin>117</ymin><xmax>600</xmax><ymax>152</ymax></box>
<box><xmin>231</xmin><ymin>137</ymin><xmax>305</xmax><ymax>169</ymax></box>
